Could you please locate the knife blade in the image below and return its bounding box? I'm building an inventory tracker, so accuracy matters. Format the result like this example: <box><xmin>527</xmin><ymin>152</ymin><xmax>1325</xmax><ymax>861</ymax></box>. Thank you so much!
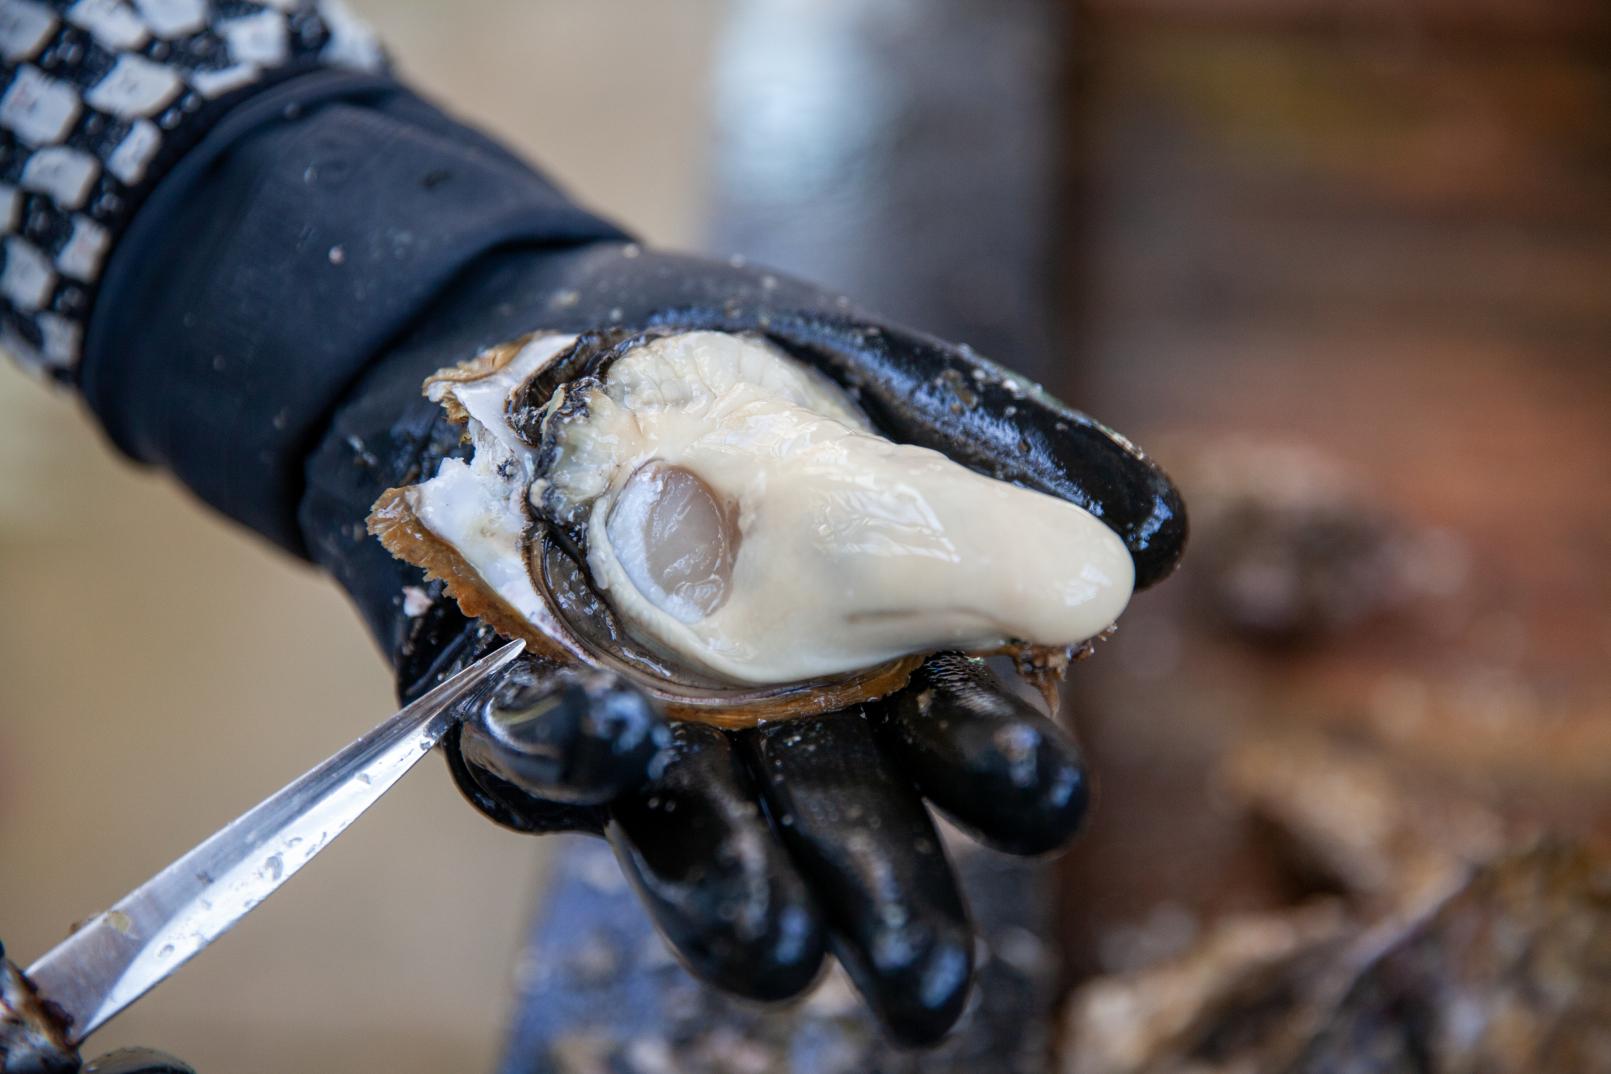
<box><xmin>19</xmin><ymin>639</ymin><xmax>524</xmax><ymax>1046</ymax></box>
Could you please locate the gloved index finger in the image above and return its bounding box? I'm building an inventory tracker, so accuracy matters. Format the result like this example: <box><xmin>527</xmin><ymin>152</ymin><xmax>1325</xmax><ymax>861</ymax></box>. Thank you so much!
<box><xmin>459</xmin><ymin>658</ymin><xmax>670</xmax><ymax>807</ymax></box>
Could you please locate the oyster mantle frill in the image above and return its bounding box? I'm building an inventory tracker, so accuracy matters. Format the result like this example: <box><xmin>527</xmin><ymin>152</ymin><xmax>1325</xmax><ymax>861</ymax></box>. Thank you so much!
<box><xmin>369</xmin><ymin>330</ymin><xmax>1135</xmax><ymax>726</ymax></box>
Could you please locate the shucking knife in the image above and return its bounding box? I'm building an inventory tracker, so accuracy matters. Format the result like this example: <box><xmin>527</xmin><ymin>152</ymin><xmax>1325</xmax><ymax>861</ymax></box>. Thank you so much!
<box><xmin>0</xmin><ymin>640</ymin><xmax>526</xmax><ymax>1073</ymax></box>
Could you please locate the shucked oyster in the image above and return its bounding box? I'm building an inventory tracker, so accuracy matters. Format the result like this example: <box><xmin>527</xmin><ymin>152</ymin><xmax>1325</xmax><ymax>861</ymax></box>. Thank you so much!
<box><xmin>369</xmin><ymin>329</ymin><xmax>1135</xmax><ymax>726</ymax></box>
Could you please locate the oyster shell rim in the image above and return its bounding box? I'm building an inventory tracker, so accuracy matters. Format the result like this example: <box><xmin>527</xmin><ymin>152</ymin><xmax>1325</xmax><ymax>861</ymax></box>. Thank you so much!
<box><xmin>368</xmin><ymin>485</ymin><xmax>925</xmax><ymax>727</ymax></box>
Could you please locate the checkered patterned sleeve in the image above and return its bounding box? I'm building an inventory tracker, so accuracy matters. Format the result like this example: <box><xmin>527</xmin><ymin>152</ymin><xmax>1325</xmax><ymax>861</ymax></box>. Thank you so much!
<box><xmin>0</xmin><ymin>0</ymin><xmax>384</xmax><ymax>382</ymax></box>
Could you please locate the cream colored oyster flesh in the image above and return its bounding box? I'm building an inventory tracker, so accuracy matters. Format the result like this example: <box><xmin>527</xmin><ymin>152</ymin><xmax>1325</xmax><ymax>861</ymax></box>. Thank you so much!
<box><xmin>400</xmin><ymin>330</ymin><xmax>1134</xmax><ymax>687</ymax></box>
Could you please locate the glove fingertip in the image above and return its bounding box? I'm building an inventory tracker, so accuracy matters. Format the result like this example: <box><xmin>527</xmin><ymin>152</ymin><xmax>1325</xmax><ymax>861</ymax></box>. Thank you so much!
<box><xmin>1131</xmin><ymin>468</ymin><xmax>1189</xmax><ymax>590</ymax></box>
<box><xmin>444</xmin><ymin>720</ymin><xmax>607</xmax><ymax>836</ymax></box>
<box><xmin>881</xmin><ymin>655</ymin><xmax>1091</xmax><ymax>857</ymax></box>
<box><xmin>608</xmin><ymin>724</ymin><xmax>828</xmax><ymax>1003</ymax></box>
<box><xmin>833</xmin><ymin>919</ymin><xmax>975</xmax><ymax>1048</ymax></box>
<box><xmin>466</xmin><ymin>663</ymin><xmax>668</xmax><ymax>806</ymax></box>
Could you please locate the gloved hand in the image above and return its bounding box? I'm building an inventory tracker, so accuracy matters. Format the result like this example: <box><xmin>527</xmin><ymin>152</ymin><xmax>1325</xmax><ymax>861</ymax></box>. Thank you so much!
<box><xmin>41</xmin><ymin>67</ymin><xmax>1175</xmax><ymax>1047</ymax></box>
<box><xmin>2</xmin><ymin>942</ymin><xmax>192</xmax><ymax>1074</ymax></box>
<box><xmin>298</xmin><ymin>242</ymin><xmax>1186</xmax><ymax>1044</ymax></box>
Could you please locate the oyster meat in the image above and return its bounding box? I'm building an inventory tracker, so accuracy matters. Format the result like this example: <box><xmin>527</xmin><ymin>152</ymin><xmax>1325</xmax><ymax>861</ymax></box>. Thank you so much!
<box><xmin>370</xmin><ymin>329</ymin><xmax>1134</xmax><ymax>725</ymax></box>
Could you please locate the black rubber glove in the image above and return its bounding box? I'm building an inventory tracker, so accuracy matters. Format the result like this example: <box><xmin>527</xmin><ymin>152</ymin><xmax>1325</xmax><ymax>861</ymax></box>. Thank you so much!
<box><xmin>13</xmin><ymin>23</ymin><xmax>1182</xmax><ymax>1052</ymax></box>
<box><xmin>299</xmin><ymin>242</ymin><xmax>1185</xmax><ymax>1044</ymax></box>
<box><xmin>47</xmin><ymin>56</ymin><xmax>1182</xmax><ymax>1048</ymax></box>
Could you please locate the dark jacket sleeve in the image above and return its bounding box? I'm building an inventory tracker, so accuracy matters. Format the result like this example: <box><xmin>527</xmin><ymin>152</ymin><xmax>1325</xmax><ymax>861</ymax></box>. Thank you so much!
<box><xmin>1</xmin><ymin>1</ymin><xmax>626</xmax><ymax>553</ymax></box>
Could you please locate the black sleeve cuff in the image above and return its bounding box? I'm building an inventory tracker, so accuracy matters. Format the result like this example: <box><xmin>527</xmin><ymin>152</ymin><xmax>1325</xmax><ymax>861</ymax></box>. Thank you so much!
<box><xmin>77</xmin><ymin>69</ymin><xmax>628</xmax><ymax>554</ymax></box>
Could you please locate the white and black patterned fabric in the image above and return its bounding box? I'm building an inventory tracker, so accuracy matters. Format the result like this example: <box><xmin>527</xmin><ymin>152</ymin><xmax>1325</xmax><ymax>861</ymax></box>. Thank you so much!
<box><xmin>0</xmin><ymin>0</ymin><xmax>383</xmax><ymax>381</ymax></box>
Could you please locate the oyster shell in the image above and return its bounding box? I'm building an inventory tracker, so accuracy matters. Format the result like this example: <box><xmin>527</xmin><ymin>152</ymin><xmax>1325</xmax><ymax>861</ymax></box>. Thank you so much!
<box><xmin>369</xmin><ymin>329</ymin><xmax>1134</xmax><ymax>726</ymax></box>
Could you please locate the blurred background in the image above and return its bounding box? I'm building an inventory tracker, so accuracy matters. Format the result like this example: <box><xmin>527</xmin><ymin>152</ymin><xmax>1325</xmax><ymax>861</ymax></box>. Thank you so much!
<box><xmin>2</xmin><ymin>0</ymin><xmax>1608</xmax><ymax>1072</ymax></box>
<box><xmin>1</xmin><ymin>4</ymin><xmax>727</xmax><ymax>1071</ymax></box>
